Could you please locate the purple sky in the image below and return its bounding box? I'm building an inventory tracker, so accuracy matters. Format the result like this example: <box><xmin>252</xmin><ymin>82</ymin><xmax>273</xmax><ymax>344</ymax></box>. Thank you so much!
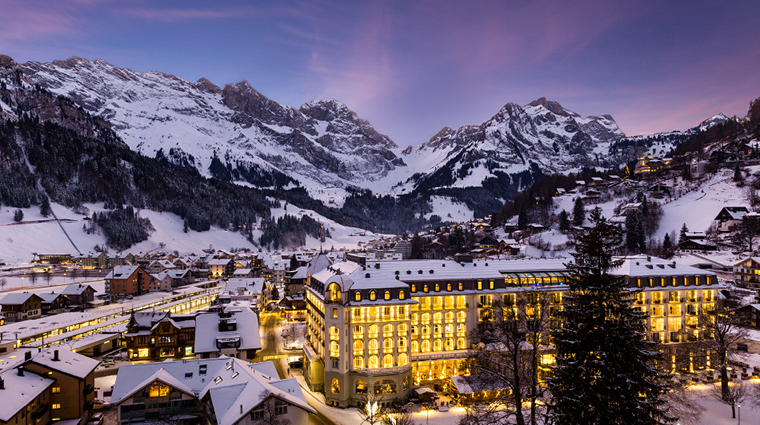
<box><xmin>1</xmin><ymin>0</ymin><xmax>758</xmax><ymax>147</ymax></box>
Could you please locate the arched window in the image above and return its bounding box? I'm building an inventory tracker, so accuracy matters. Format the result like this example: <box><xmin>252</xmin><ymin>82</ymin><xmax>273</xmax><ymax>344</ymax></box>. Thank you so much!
<box><xmin>435</xmin><ymin>283</ymin><xmax>440</xmax><ymax>292</ymax></box>
<box><xmin>330</xmin><ymin>326</ymin><xmax>340</xmax><ymax>340</ymax></box>
<box><xmin>422</xmin><ymin>325</ymin><xmax>430</xmax><ymax>336</ymax></box>
<box><xmin>458</xmin><ymin>282</ymin><xmax>463</xmax><ymax>291</ymax></box>
<box><xmin>447</xmin><ymin>283</ymin><xmax>452</xmax><ymax>291</ymax></box>
<box><xmin>354</xmin><ymin>356</ymin><xmax>364</xmax><ymax>368</ymax></box>
<box><xmin>355</xmin><ymin>291</ymin><xmax>362</xmax><ymax>301</ymax></box>
<box><xmin>398</xmin><ymin>353</ymin><xmax>408</xmax><ymax>365</ymax></box>
<box><xmin>445</xmin><ymin>324</ymin><xmax>453</xmax><ymax>334</ymax></box>
<box><xmin>445</xmin><ymin>311</ymin><xmax>454</xmax><ymax>322</ymax></box>
<box><xmin>433</xmin><ymin>312</ymin><xmax>442</xmax><ymax>323</ymax></box>
<box><xmin>369</xmin><ymin>355</ymin><xmax>379</xmax><ymax>368</ymax></box>
<box><xmin>383</xmin><ymin>354</ymin><xmax>394</xmax><ymax>368</ymax></box>
<box><xmin>370</xmin><ymin>291</ymin><xmax>376</xmax><ymax>301</ymax></box>
<box><xmin>421</xmin><ymin>340</ymin><xmax>430</xmax><ymax>352</ymax></box>
<box><xmin>411</xmin><ymin>340</ymin><xmax>419</xmax><ymax>353</ymax></box>
<box><xmin>356</xmin><ymin>379</ymin><xmax>368</xmax><ymax>394</ymax></box>
<box><xmin>328</xmin><ymin>283</ymin><xmax>341</xmax><ymax>302</ymax></box>
<box><xmin>457</xmin><ymin>337</ymin><xmax>466</xmax><ymax>349</ymax></box>
<box><xmin>369</xmin><ymin>324</ymin><xmax>378</xmax><ymax>334</ymax></box>
<box><xmin>330</xmin><ymin>341</ymin><xmax>340</xmax><ymax>357</ymax></box>
<box><xmin>422</xmin><ymin>313</ymin><xmax>430</xmax><ymax>323</ymax></box>
<box><xmin>331</xmin><ymin>378</ymin><xmax>340</xmax><ymax>394</ymax></box>
<box><xmin>384</xmin><ymin>290</ymin><xmax>391</xmax><ymax>300</ymax></box>
<box><xmin>383</xmin><ymin>324</ymin><xmax>393</xmax><ymax>334</ymax></box>
<box><xmin>457</xmin><ymin>311</ymin><xmax>466</xmax><ymax>322</ymax></box>
<box><xmin>433</xmin><ymin>339</ymin><xmax>442</xmax><ymax>351</ymax></box>
<box><xmin>398</xmin><ymin>337</ymin><xmax>407</xmax><ymax>350</ymax></box>
<box><xmin>383</xmin><ymin>338</ymin><xmax>393</xmax><ymax>351</ymax></box>
<box><xmin>369</xmin><ymin>339</ymin><xmax>379</xmax><ymax>350</ymax></box>
<box><xmin>354</xmin><ymin>325</ymin><xmax>364</xmax><ymax>336</ymax></box>
<box><xmin>411</xmin><ymin>284</ymin><xmax>417</xmax><ymax>292</ymax></box>
<box><xmin>353</xmin><ymin>340</ymin><xmax>364</xmax><ymax>352</ymax></box>
<box><xmin>445</xmin><ymin>338</ymin><xmax>454</xmax><ymax>350</ymax></box>
<box><xmin>423</xmin><ymin>284</ymin><xmax>429</xmax><ymax>292</ymax></box>
<box><xmin>398</xmin><ymin>323</ymin><xmax>408</xmax><ymax>334</ymax></box>
<box><xmin>399</xmin><ymin>290</ymin><xmax>406</xmax><ymax>300</ymax></box>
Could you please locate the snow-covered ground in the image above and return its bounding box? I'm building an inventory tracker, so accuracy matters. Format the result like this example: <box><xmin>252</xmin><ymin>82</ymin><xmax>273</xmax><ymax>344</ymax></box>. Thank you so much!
<box><xmin>424</xmin><ymin>196</ymin><xmax>474</xmax><ymax>223</ymax></box>
<box><xmin>0</xmin><ymin>200</ymin><xmax>382</xmax><ymax>267</ymax></box>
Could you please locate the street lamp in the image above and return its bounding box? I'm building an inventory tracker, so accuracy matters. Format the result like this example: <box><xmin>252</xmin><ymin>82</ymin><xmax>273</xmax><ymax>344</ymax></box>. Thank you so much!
<box><xmin>737</xmin><ymin>404</ymin><xmax>741</xmax><ymax>425</ymax></box>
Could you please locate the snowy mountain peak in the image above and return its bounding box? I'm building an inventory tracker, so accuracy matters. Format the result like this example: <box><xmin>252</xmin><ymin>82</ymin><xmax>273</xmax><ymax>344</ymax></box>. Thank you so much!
<box><xmin>194</xmin><ymin>77</ymin><xmax>222</xmax><ymax>94</ymax></box>
<box><xmin>527</xmin><ymin>97</ymin><xmax>578</xmax><ymax>117</ymax></box>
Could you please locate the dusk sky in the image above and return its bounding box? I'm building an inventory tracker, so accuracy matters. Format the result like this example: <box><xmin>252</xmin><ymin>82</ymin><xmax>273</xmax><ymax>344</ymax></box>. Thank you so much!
<box><xmin>1</xmin><ymin>0</ymin><xmax>758</xmax><ymax>147</ymax></box>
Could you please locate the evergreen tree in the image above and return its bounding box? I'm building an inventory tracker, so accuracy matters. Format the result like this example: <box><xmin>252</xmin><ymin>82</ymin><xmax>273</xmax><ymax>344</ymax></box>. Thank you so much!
<box><xmin>572</xmin><ymin>197</ymin><xmax>585</xmax><ymax>226</ymax></box>
<box><xmin>13</xmin><ymin>209</ymin><xmax>23</xmax><ymax>222</ymax></box>
<box><xmin>183</xmin><ymin>218</ymin><xmax>189</xmax><ymax>233</ymax></box>
<box><xmin>625</xmin><ymin>213</ymin><xmax>640</xmax><ymax>253</ymax></box>
<box><xmin>662</xmin><ymin>233</ymin><xmax>674</xmax><ymax>258</ymax></box>
<box><xmin>518</xmin><ymin>207</ymin><xmax>529</xmax><ymax>231</ymax></box>
<box><xmin>558</xmin><ymin>210</ymin><xmax>570</xmax><ymax>232</ymax></box>
<box><xmin>635</xmin><ymin>218</ymin><xmax>647</xmax><ymax>253</ymax></box>
<box><xmin>679</xmin><ymin>223</ymin><xmax>689</xmax><ymax>245</ymax></box>
<box><xmin>548</xmin><ymin>208</ymin><xmax>674</xmax><ymax>425</ymax></box>
<box><xmin>39</xmin><ymin>196</ymin><xmax>52</xmax><ymax>217</ymax></box>
<box><xmin>734</xmin><ymin>164</ymin><xmax>743</xmax><ymax>182</ymax></box>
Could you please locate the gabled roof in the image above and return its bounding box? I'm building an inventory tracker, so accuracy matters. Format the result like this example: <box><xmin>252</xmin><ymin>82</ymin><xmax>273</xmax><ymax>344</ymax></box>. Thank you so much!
<box><xmin>61</xmin><ymin>283</ymin><xmax>96</xmax><ymax>296</ymax></box>
<box><xmin>0</xmin><ymin>292</ymin><xmax>41</xmax><ymax>305</ymax></box>
<box><xmin>105</xmin><ymin>265</ymin><xmax>141</xmax><ymax>280</ymax></box>
<box><xmin>715</xmin><ymin>206</ymin><xmax>750</xmax><ymax>221</ymax></box>
<box><xmin>194</xmin><ymin>308</ymin><xmax>261</xmax><ymax>354</ymax></box>
<box><xmin>0</xmin><ymin>368</ymin><xmax>53</xmax><ymax>422</ymax></box>
<box><xmin>26</xmin><ymin>347</ymin><xmax>99</xmax><ymax>380</ymax></box>
<box><xmin>38</xmin><ymin>292</ymin><xmax>67</xmax><ymax>304</ymax></box>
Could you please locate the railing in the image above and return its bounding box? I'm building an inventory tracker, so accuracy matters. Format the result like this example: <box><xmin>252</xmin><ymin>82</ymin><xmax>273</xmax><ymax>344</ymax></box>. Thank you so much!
<box><xmin>353</xmin><ymin>364</ymin><xmax>412</xmax><ymax>375</ymax></box>
<box><xmin>412</xmin><ymin>350</ymin><xmax>472</xmax><ymax>361</ymax></box>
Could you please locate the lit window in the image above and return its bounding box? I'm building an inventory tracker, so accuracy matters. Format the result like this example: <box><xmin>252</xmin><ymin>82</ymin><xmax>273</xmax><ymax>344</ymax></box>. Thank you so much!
<box><xmin>149</xmin><ymin>384</ymin><xmax>170</xmax><ymax>397</ymax></box>
<box><xmin>355</xmin><ymin>291</ymin><xmax>362</xmax><ymax>301</ymax></box>
<box><xmin>424</xmin><ymin>284</ymin><xmax>429</xmax><ymax>293</ymax></box>
<box><xmin>458</xmin><ymin>282</ymin><xmax>463</xmax><ymax>291</ymax></box>
<box><xmin>52</xmin><ymin>404</ymin><xmax>61</xmax><ymax>410</ymax></box>
<box><xmin>447</xmin><ymin>283</ymin><xmax>452</xmax><ymax>291</ymax></box>
<box><xmin>52</xmin><ymin>387</ymin><xmax>61</xmax><ymax>393</ymax></box>
<box><xmin>399</xmin><ymin>290</ymin><xmax>405</xmax><ymax>300</ymax></box>
<box><xmin>435</xmin><ymin>283</ymin><xmax>440</xmax><ymax>292</ymax></box>
<box><xmin>370</xmin><ymin>291</ymin><xmax>376</xmax><ymax>301</ymax></box>
<box><xmin>331</xmin><ymin>378</ymin><xmax>340</xmax><ymax>394</ymax></box>
<box><xmin>385</xmin><ymin>291</ymin><xmax>391</xmax><ymax>300</ymax></box>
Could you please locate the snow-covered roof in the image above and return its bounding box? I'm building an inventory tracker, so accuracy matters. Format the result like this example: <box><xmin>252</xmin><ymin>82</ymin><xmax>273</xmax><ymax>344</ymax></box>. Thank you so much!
<box><xmin>0</xmin><ymin>368</ymin><xmax>54</xmax><ymax>422</ymax></box>
<box><xmin>291</xmin><ymin>266</ymin><xmax>308</xmax><ymax>280</ymax></box>
<box><xmin>26</xmin><ymin>347</ymin><xmax>99</xmax><ymax>379</ymax></box>
<box><xmin>61</xmin><ymin>283</ymin><xmax>96</xmax><ymax>296</ymax></box>
<box><xmin>38</xmin><ymin>292</ymin><xmax>66</xmax><ymax>304</ymax></box>
<box><xmin>105</xmin><ymin>265</ymin><xmax>140</xmax><ymax>280</ymax></box>
<box><xmin>611</xmin><ymin>255</ymin><xmax>716</xmax><ymax>278</ymax></box>
<box><xmin>232</xmin><ymin>268</ymin><xmax>252</xmax><ymax>276</ymax></box>
<box><xmin>450</xmin><ymin>374</ymin><xmax>504</xmax><ymax>394</ymax></box>
<box><xmin>716</xmin><ymin>206</ymin><xmax>749</xmax><ymax>220</ymax></box>
<box><xmin>194</xmin><ymin>308</ymin><xmax>261</xmax><ymax>354</ymax></box>
<box><xmin>226</xmin><ymin>278</ymin><xmax>264</xmax><ymax>295</ymax></box>
<box><xmin>0</xmin><ymin>292</ymin><xmax>39</xmax><ymax>305</ymax></box>
<box><xmin>110</xmin><ymin>358</ymin><xmax>313</xmax><ymax>425</ymax></box>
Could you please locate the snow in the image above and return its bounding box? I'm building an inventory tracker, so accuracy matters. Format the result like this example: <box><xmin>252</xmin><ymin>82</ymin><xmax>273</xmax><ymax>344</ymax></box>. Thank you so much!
<box><xmin>425</xmin><ymin>196</ymin><xmax>474</xmax><ymax>223</ymax></box>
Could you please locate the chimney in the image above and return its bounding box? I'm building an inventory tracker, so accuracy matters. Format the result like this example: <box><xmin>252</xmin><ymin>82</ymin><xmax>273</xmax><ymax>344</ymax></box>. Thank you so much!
<box><xmin>17</xmin><ymin>367</ymin><xmax>24</xmax><ymax>376</ymax></box>
<box><xmin>24</xmin><ymin>351</ymin><xmax>31</xmax><ymax>361</ymax></box>
<box><xmin>53</xmin><ymin>350</ymin><xmax>59</xmax><ymax>361</ymax></box>
<box><xmin>240</xmin><ymin>404</ymin><xmax>243</xmax><ymax>414</ymax></box>
<box><xmin>0</xmin><ymin>376</ymin><xmax>4</xmax><ymax>389</ymax></box>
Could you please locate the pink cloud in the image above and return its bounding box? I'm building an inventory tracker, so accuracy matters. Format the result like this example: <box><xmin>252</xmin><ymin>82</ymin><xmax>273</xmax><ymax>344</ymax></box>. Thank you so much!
<box><xmin>0</xmin><ymin>1</ymin><xmax>80</xmax><ymax>42</ymax></box>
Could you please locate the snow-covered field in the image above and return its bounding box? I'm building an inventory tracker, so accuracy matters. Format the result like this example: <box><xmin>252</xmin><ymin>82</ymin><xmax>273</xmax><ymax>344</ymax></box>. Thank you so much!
<box><xmin>0</xmin><ymin>200</ymin><xmax>382</xmax><ymax>267</ymax></box>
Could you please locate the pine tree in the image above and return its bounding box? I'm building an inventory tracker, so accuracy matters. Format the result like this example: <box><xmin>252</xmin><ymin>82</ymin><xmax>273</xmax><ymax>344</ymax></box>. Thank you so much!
<box><xmin>39</xmin><ymin>196</ymin><xmax>52</xmax><ymax>218</ymax></box>
<box><xmin>662</xmin><ymin>233</ymin><xmax>674</xmax><ymax>258</ymax></box>
<box><xmin>13</xmin><ymin>209</ymin><xmax>23</xmax><ymax>222</ymax></box>
<box><xmin>635</xmin><ymin>218</ymin><xmax>647</xmax><ymax>253</ymax></box>
<box><xmin>679</xmin><ymin>223</ymin><xmax>689</xmax><ymax>245</ymax></box>
<box><xmin>518</xmin><ymin>207</ymin><xmax>529</xmax><ymax>231</ymax></box>
<box><xmin>572</xmin><ymin>197</ymin><xmax>585</xmax><ymax>226</ymax></box>
<box><xmin>548</xmin><ymin>208</ymin><xmax>674</xmax><ymax>425</ymax></box>
<box><xmin>625</xmin><ymin>213</ymin><xmax>640</xmax><ymax>253</ymax></box>
<box><xmin>183</xmin><ymin>218</ymin><xmax>189</xmax><ymax>233</ymax></box>
<box><xmin>558</xmin><ymin>210</ymin><xmax>570</xmax><ymax>232</ymax></box>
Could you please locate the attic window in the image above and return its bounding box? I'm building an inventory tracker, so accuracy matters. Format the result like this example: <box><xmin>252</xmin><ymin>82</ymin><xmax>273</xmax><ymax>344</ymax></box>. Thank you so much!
<box><xmin>231</xmin><ymin>372</ymin><xmax>239</xmax><ymax>379</ymax></box>
<box><xmin>226</xmin><ymin>363</ymin><xmax>232</xmax><ymax>370</ymax></box>
<box><xmin>214</xmin><ymin>376</ymin><xmax>223</xmax><ymax>384</ymax></box>
<box><xmin>645</xmin><ymin>264</ymin><xmax>653</xmax><ymax>269</ymax></box>
<box><xmin>395</xmin><ymin>271</ymin><xmax>399</xmax><ymax>275</ymax></box>
<box><xmin>657</xmin><ymin>264</ymin><xmax>664</xmax><ymax>269</ymax></box>
<box><xmin>429</xmin><ymin>270</ymin><xmax>434</xmax><ymax>274</ymax></box>
<box><xmin>418</xmin><ymin>270</ymin><xmax>423</xmax><ymax>274</ymax></box>
<box><xmin>407</xmin><ymin>270</ymin><xmax>411</xmax><ymax>274</ymax></box>
<box><xmin>185</xmin><ymin>372</ymin><xmax>193</xmax><ymax>379</ymax></box>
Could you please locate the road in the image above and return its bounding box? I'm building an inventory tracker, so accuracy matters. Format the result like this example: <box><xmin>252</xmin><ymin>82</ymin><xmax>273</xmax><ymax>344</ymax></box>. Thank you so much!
<box><xmin>258</xmin><ymin>310</ymin><xmax>338</xmax><ymax>425</ymax></box>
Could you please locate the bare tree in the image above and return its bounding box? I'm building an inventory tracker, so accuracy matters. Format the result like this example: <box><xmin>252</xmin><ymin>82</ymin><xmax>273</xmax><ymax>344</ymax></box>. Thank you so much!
<box><xmin>0</xmin><ymin>278</ymin><xmax>6</xmax><ymax>291</ymax></box>
<box><xmin>662</xmin><ymin>377</ymin><xmax>706</xmax><ymax>425</ymax></box>
<box><xmin>701</xmin><ymin>299</ymin><xmax>749</xmax><ymax>403</ymax></box>
<box><xmin>710</xmin><ymin>379</ymin><xmax>749</xmax><ymax>419</ymax></box>
<box><xmin>359</xmin><ymin>390</ymin><xmax>385</xmax><ymax>425</ymax></box>
<box><xmin>249</xmin><ymin>390</ymin><xmax>292</xmax><ymax>425</ymax></box>
<box><xmin>461</xmin><ymin>291</ymin><xmax>552</xmax><ymax>425</ymax></box>
<box><xmin>382</xmin><ymin>408</ymin><xmax>416</xmax><ymax>425</ymax></box>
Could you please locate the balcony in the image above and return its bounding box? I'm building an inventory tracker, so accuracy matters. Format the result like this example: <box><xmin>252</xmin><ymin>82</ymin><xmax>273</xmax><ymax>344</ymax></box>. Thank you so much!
<box><xmin>353</xmin><ymin>364</ymin><xmax>412</xmax><ymax>375</ymax></box>
<box><xmin>32</xmin><ymin>404</ymin><xmax>49</xmax><ymax>421</ymax></box>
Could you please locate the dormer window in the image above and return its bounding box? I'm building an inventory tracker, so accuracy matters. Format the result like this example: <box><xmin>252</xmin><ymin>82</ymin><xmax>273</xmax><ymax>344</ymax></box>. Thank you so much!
<box><xmin>399</xmin><ymin>290</ymin><xmax>406</xmax><ymax>300</ymax></box>
<box><xmin>370</xmin><ymin>291</ymin><xmax>377</xmax><ymax>301</ymax></box>
<box><xmin>384</xmin><ymin>291</ymin><xmax>391</xmax><ymax>300</ymax></box>
<box><xmin>328</xmin><ymin>283</ymin><xmax>341</xmax><ymax>303</ymax></box>
<box><xmin>355</xmin><ymin>291</ymin><xmax>362</xmax><ymax>302</ymax></box>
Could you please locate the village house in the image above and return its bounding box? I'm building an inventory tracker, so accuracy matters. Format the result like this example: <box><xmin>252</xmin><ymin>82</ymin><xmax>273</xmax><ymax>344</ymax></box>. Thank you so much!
<box><xmin>150</xmin><ymin>272</ymin><xmax>173</xmax><ymax>292</ymax></box>
<box><xmin>110</xmin><ymin>358</ymin><xmax>314</xmax><ymax>425</ymax></box>
<box><xmin>208</xmin><ymin>258</ymin><xmax>235</xmax><ymax>278</ymax></box>
<box><xmin>61</xmin><ymin>283</ymin><xmax>96</xmax><ymax>310</ymax></box>
<box><xmin>715</xmin><ymin>206</ymin><xmax>750</xmax><ymax>232</ymax></box>
<box><xmin>0</xmin><ymin>293</ymin><xmax>43</xmax><ymax>322</ymax></box>
<box><xmin>105</xmin><ymin>265</ymin><xmax>151</xmax><ymax>300</ymax></box>
<box><xmin>194</xmin><ymin>306</ymin><xmax>261</xmax><ymax>360</ymax></box>
<box><xmin>38</xmin><ymin>292</ymin><xmax>70</xmax><ymax>315</ymax></box>
<box><xmin>125</xmin><ymin>311</ymin><xmax>197</xmax><ymax>360</ymax></box>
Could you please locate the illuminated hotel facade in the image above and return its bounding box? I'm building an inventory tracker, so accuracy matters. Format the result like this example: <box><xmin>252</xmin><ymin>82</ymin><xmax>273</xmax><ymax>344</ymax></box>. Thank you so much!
<box><xmin>303</xmin><ymin>256</ymin><xmax>720</xmax><ymax>407</ymax></box>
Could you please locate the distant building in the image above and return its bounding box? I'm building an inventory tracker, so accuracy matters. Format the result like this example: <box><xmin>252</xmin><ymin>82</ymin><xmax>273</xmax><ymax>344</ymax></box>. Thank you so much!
<box><xmin>61</xmin><ymin>284</ymin><xmax>96</xmax><ymax>309</ymax></box>
<box><xmin>125</xmin><ymin>311</ymin><xmax>196</xmax><ymax>360</ymax></box>
<box><xmin>194</xmin><ymin>307</ymin><xmax>261</xmax><ymax>360</ymax></box>
<box><xmin>110</xmin><ymin>358</ymin><xmax>314</xmax><ymax>425</ymax></box>
<box><xmin>38</xmin><ymin>292</ymin><xmax>70</xmax><ymax>316</ymax></box>
<box><xmin>715</xmin><ymin>206</ymin><xmax>750</xmax><ymax>232</ymax></box>
<box><xmin>0</xmin><ymin>293</ymin><xmax>43</xmax><ymax>322</ymax></box>
<box><xmin>105</xmin><ymin>266</ymin><xmax>150</xmax><ymax>300</ymax></box>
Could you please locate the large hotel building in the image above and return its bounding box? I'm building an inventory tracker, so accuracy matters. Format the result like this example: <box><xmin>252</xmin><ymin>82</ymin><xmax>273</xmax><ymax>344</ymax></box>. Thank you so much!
<box><xmin>302</xmin><ymin>255</ymin><xmax>720</xmax><ymax>408</ymax></box>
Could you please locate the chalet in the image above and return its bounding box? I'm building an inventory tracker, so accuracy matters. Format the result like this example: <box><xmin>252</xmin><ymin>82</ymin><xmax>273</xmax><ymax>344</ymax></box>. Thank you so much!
<box><xmin>38</xmin><ymin>292</ymin><xmax>70</xmax><ymax>315</ymax></box>
<box><xmin>555</xmin><ymin>187</ymin><xmax>566</xmax><ymax>196</ymax></box>
<box><xmin>584</xmin><ymin>189</ymin><xmax>601</xmax><ymax>202</ymax></box>
<box><xmin>590</xmin><ymin>177</ymin><xmax>604</xmax><ymax>185</ymax></box>
<box><xmin>150</xmin><ymin>272</ymin><xmax>173</xmax><ymax>292</ymax></box>
<box><xmin>61</xmin><ymin>283</ymin><xmax>96</xmax><ymax>309</ymax></box>
<box><xmin>281</xmin><ymin>294</ymin><xmax>306</xmax><ymax>322</ymax></box>
<box><xmin>208</xmin><ymin>258</ymin><xmax>234</xmax><ymax>278</ymax></box>
<box><xmin>168</xmin><ymin>269</ymin><xmax>194</xmax><ymax>287</ymax></box>
<box><xmin>172</xmin><ymin>258</ymin><xmax>194</xmax><ymax>270</ymax></box>
<box><xmin>734</xmin><ymin>257</ymin><xmax>760</xmax><ymax>292</ymax></box>
<box><xmin>0</xmin><ymin>293</ymin><xmax>43</xmax><ymax>322</ymax></box>
<box><xmin>232</xmin><ymin>268</ymin><xmax>254</xmax><ymax>278</ymax></box>
<box><xmin>736</xmin><ymin>304</ymin><xmax>760</xmax><ymax>327</ymax></box>
<box><xmin>146</xmin><ymin>260</ymin><xmax>175</xmax><ymax>274</ymax></box>
<box><xmin>110</xmin><ymin>358</ymin><xmax>314</xmax><ymax>425</ymax></box>
<box><xmin>715</xmin><ymin>206</ymin><xmax>750</xmax><ymax>232</ymax></box>
<box><xmin>678</xmin><ymin>239</ymin><xmax>718</xmax><ymax>253</ymax></box>
<box><xmin>194</xmin><ymin>307</ymin><xmax>261</xmax><ymax>360</ymax></box>
<box><xmin>105</xmin><ymin>265</ymin><xmax>150</xmax><ymax>300</ymax></box>
<box><xmin>125</xmin><ymin>311</ymin><xmax>197</xmax><ymax>360</ymax></box>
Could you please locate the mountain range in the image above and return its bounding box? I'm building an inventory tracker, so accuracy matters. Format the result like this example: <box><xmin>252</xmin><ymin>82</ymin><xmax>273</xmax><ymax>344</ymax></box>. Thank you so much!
<box><xmin>0</xmin><ymin>53</ymin><xmax>750</xmax><ymax>247</ymax></box>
